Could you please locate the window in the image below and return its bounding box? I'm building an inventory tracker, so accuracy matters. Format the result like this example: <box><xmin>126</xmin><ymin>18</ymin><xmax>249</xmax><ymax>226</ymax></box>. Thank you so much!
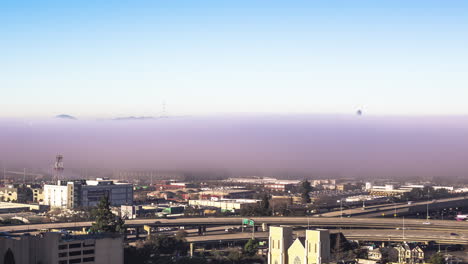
<box><xmin>59</xmin><ymin>261</ymin><xmax>67</xmax><ymax>264</ymax></box>
<box><xmin>69</xmin><ymin>243</ymin><xmax>82</xmax><ymax>249</ymax></box>
<box><xmin>83</xmin><ymin>257</ymin><xmax>95</xmax><ymax>262</ymax></box>
<box><xmin>294</xmin><ymin>256</ymin><xmax>302</xmax><ymax>264</ymax></box>
<box><xmin>69</xmin><ymin>251</ymin><xmax>81</xmax><ymax>256</ymax></box>
<box><xmin>83</xmin><ymin>249</ymin><xmax>94</xmax><ymax>255</ymax></box>
<box><xmin>58</xmin><ymin>245</ymin><xmax>68</xmax><ymax>250</ymax></box>
<box><xmin>58</xmin><ymin>252</ymin><xmax>67</xmax><ymax>258</ymax></box>
<box><xmin>69</xmin><ymin>259</ymin><xmax>81</xmax><ymax>264</ymax></box>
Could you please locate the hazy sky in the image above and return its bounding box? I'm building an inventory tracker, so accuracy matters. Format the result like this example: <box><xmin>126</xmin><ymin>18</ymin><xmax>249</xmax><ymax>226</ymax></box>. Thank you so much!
<box><xmin>2</xmin><ymin>0</ymin><xmax>468</xmax><ymax>117</ymax></box>
<box><xmin>1</xmin><ymin>115</ymin><xmax>468</xmax><ymax>178</ymax></box>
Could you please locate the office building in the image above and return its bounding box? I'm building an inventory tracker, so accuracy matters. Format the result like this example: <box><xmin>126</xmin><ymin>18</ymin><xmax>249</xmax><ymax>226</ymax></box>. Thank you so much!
<box><xmin>44</xmin><ymin>178</ymin><xmax>133</xmax><ymax>209</ymax></box>
<box><xmin>0</xmin><ymin>232</ymin><xmax>123</xmax><ymax>264</ymax></box>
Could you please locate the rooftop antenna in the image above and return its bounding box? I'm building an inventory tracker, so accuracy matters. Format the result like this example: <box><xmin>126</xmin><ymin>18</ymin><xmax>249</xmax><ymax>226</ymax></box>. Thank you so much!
<box><xmin>54</xmin><ymin>155</ymin><xmax>64</xmax><ymax>182</ymax></box>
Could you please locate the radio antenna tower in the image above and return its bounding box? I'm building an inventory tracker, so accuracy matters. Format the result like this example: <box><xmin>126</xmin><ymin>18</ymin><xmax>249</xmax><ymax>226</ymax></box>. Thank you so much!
<box><xmin>54</xmin><ymin>155</ymin><xmax>64</xmax><ymax>182</ymax></box>
<box><xmin>161</xmin><ymin>101</ymin><xmax>167</xmax><ymax>118</ymax></box>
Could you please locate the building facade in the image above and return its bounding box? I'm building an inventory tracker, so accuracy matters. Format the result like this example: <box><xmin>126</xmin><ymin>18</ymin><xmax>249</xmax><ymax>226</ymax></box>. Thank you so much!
<box><xmin>268</xmin><ymin>226</ymin><xmax>330</xmax><ymax>264</ymax></box>
<box><xmin>44</xmin><ymin>178</ymin><xmax>133</xmax><ymax>209</ymax></box>
<box><xmin>0</xmin><ymin>232</ymin><xmax>123</xmax><ymax>264</ymax></box>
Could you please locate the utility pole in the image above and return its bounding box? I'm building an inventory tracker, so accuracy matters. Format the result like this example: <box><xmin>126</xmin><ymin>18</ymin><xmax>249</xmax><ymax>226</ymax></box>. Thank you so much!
<box><xmin>337</xmin><ymin>199</ymin><xmax>343</xmax><ymax>218</ymax></box>
<box><xmin>402</xmin><ymin>216</ymin><xmax>405</xmax><ymax>241</ymax></box>
<box><xmin>2</xmin><ymin>162</ymin><xmax>6</xmax><ymax>184</ymax></box>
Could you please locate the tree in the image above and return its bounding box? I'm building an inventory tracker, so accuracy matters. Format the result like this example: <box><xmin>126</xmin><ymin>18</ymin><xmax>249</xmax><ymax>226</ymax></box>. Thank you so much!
<box><xmin>380</xmin><ymin>247</ymin><xmax>398</xmax><ymax>264</ymax></box>
<box><xmin>300</xmin><ymin>180</ymin><xmax>313</xmax><ymax>204</ymax></box>
<box><xmin>90</xmin><ymin>195</ymin><xmax>125</xmax><ymax>234</ymax></box>
<box><xmin>227</xmin><ymin>249</ymin><xmax>243</xmax><ymax>263</ymax></box>
<box><xmin>244</xmin><ymin>239</ymin><xmax>259</xmax><ymax>256</ymax></box>
<box><xmin>429</xmin><ymin>253</ymin><xmax>445</xmax><ymax>264</ymax></box>
<box><xmin>176</xmin><ymin>257</ymin><xmax>208</xmax><ymax>264</ymax></box>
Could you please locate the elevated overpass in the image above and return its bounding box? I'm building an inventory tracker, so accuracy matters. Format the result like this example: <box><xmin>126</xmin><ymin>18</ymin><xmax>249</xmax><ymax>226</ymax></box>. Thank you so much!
<box><xmin>185</xmin><ymin>229</ymin><xmax>468</xmax><ymax>245</ymax></box>
<box><xmin>1</xmin><ymin>217</ymin><xmax>466</xmax><ymax>233</ymax></box>
<box><xmin>321</xmin><ymin>196</ymin><xmax>468</xmax><ymax>217</ymax></box>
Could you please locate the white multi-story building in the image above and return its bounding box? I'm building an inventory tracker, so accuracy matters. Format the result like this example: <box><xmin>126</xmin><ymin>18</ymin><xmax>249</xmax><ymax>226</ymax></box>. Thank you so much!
<box><xmin>44</xmin><ymin>178</ymin><xmax>133</xmax><ymax>209</ymax></box>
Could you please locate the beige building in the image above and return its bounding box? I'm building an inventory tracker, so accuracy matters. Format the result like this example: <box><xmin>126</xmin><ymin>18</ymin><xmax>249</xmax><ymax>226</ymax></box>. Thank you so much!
<box><xmin>268</xmin><ymin>226</ymin><xmax>330</xmax><ymax>264</ymax></box>
<box><xmin>0</xmin><ymin>185</ymin><xmax>32</xmax><ymax>203</ymax></box>
<box><xmin>395</xmin><ymin>243</ymin><xmax>425</xmax><ymax>264</ymax></box>
<box><xmin>0</xmin><ymin>232</ymin><xmax>123</xmax><ymax>264</ymax></box>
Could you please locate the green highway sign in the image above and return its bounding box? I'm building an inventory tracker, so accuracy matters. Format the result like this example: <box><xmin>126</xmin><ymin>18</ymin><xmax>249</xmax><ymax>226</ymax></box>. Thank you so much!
<box><xmin>242</xmin><ymin>219</ymin><xmax>255</xmax><ymax>226</ymax></box>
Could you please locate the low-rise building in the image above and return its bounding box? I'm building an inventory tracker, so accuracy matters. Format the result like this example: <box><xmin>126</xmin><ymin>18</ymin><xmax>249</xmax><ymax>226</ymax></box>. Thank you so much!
<box><xmin>0</xmin><ymin>202</ymin><xmax>48</xmax><ymax>213</ymax></box>
<box><xmin>264</xmin><ymin>183</ymin><xmax>296</xmax><ymax>192</ymax></box>
<box><xmin>395</xmin><ymin>243</ymin><xmax>425</xmax><ymax>264</ymax></box>
<box><xmin>199</xmin><ymin>189</ymin><xmax>255</xmax><ymax>200</ymax></box>
<box><xmin>188</xmin><ymin>199</ymin><xmax>259</xmax><ymax>212</ymax></box>
<box><xmin>0</xmin><ymin>185</ymin><xmax>32</xmax><ymax>203</ymax></box>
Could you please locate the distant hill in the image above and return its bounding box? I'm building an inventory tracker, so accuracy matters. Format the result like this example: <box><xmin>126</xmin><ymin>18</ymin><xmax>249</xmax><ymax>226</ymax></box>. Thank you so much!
<box><xmin>55</xmin><ymin>114</ymin><xmax>77</xmax><ymax>120</ymax></box>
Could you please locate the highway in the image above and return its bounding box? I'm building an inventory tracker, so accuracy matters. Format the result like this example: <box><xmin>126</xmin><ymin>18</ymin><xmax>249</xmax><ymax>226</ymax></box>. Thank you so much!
<box><xmin>184</xmin><ymin>228</ymin><xmax>468</xmax><ymax>245</ymax></box>
<box><xmin>135</xmin><ymin>225</ymin><xmax>468</xmax><ymax>245</ymax></box>
<box><xmin>321</xmin><ymin>196</ymin><xmax>468</xmax><ymax>217</ymax></box>
<box><xmin>1</xmin><ymin>216</ymin><xmax>467</xmax><ymax>233</ymax></box>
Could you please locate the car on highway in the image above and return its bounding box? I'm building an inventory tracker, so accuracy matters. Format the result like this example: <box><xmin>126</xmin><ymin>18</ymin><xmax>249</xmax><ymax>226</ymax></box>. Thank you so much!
<box><xmin>450</xmin><ymin>233</ymin><xmax>459</xmax><ymax>236</ymax></box>
<box><xmin>225</xmin><ymin>227</ymin><xmax>241</xmax><ymax>233</ymax></box>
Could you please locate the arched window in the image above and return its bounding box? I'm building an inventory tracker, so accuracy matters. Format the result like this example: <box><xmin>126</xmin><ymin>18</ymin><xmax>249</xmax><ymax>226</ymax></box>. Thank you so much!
<box><xmin>4</xmin><ymin>248</ymin><xmax>15</xmax><ymax>264</ymax></box>
<box><xmin>294</xmin><ymin>256</ymin><xmax>302</xmax><ymax>264</ymax></box>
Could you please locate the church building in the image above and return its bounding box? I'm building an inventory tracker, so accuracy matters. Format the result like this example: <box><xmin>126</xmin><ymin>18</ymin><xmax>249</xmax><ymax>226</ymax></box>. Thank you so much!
<box><xmin>268</xmin><ymin>226</ymin><xmax>331</xmax><ymax>264</ymax></box>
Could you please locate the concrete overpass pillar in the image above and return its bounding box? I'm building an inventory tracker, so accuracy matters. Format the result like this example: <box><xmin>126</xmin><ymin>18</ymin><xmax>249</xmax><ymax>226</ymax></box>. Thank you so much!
<box><xmin>144</xmin><ymin>225</ymin><xmax>152</xmax><ymax>236</ymax></box>
<box><xmin>135</xmin><ymin>227</ymin><xmax>140</xmax><ymax>239</ymax></box>
<box><xmin>190</xmin><ymin>243</ymin><xmax>194</xmax><ymax>257</ymax></box>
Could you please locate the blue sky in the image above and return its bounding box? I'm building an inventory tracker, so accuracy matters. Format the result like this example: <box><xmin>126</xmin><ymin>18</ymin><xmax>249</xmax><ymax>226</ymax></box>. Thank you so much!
<box><xmin>2</xmin><ymin>0</ymin><xmax>468</xmax><ymax>117</ymax></box>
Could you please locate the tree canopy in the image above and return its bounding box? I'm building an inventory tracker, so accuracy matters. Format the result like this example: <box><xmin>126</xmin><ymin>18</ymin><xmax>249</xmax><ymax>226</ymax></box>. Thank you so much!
<box><xmin>300</xmin><ymin>180</ymin><xmax>313</xmax><ymax>204</ymax></box>
<box><xmin>90</xmin><ymin>195</ymin><xmax>125</xmax><ymax>234</ymax></box>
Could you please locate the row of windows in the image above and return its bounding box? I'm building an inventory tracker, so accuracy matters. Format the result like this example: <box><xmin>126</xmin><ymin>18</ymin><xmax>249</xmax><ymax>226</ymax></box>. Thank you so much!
<box><xmin>59</xmin><ymin>249</ymin><xmax>95</xmax><ymax>258</ymax></box>
<box><xmin>59</xmin><ymin>242</ymin><xmax>95</xmax><ymax>250</ymax></box>
<box><xmin>58</xmin><ymin>257</ymin><xmax>94</xmax><ymax>264</ymax></box>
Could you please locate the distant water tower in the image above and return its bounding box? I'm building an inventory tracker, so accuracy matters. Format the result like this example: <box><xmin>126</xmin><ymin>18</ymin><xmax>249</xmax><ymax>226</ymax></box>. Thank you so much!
<box><xmin>54</xmin><ymin>155</ymin><xmax>64</xmax><ymax>182</ymax></box>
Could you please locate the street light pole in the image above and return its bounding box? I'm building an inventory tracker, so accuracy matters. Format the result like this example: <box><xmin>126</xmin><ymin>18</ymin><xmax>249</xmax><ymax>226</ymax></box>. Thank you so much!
<box><xmin>339</xmin><ymin>199</ymin><xmax>343</xmax><ymax>218</ymax></box>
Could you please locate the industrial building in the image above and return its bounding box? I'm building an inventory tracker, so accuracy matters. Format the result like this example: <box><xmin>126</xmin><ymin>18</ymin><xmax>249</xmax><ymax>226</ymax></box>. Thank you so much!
<box><xmin>198</xmin><ymin>189</ymin><xmax>255</xmax><ymax>200</ymax></box>
<box><xmin>268</xmin><ymin>226</ymin><xmax>330</xmax><ymax>264</ymax></box>
<box><xmin>0</xmin><ymin>202</ymin><xmax>48</xmax><ymax>213</ymax></box>
<box><xmin>44</xmin><ymin>178</ymin><xmax>133</xmax><ymax>209</ymax></box>
<box><xmin>0</xmin><ymin>232</ymin><xmax>123</xmax><ymax>264</ymax></box>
